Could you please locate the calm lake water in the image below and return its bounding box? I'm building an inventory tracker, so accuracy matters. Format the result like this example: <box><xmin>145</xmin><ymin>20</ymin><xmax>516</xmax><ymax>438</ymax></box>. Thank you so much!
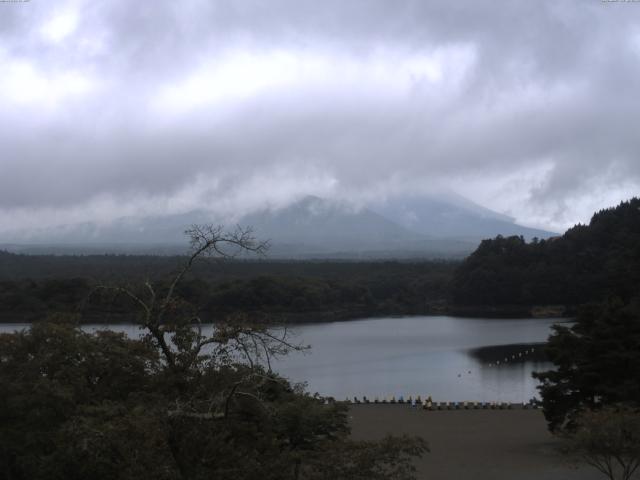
<box><xmin>0</xmin><ymin>316</ymin><xmax>559</xmax><ymax>403</ymax></box>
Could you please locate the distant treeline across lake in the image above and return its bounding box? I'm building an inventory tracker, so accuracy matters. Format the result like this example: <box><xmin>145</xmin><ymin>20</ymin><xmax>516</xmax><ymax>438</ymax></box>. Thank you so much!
<box><xmin>0</xmin><ymin>255</ymin><xmax>455</xmax><ymax>322</ymax></box>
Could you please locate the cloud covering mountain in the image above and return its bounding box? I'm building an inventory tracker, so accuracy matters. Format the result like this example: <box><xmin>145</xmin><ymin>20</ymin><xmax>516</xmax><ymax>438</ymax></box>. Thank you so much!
<box><xmin>1</xmin><ymin>194</ymin><xmax>556</xmax><ymax>258</ymax></box>
<box><xmin>0</xmin><ymin>0</ymin><xmax>639</xmax><ymax>234</ymax></box>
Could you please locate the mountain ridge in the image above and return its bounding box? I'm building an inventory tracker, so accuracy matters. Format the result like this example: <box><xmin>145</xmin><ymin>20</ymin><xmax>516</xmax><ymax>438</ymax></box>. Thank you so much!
<box><xmin>1</xmin><ymin>194</ymin><xmax>556</xmax><ymax>258</ymax></box>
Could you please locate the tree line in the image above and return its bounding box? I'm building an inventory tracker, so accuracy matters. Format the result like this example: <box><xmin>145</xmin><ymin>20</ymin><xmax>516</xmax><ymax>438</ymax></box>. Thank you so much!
<box><xmin>0</xmin><ymin>259</ymin><xmax>453</xmax><ymax>323</ymax></box>
<box><xmin>452</xmin><ymin>198</ymin><xmax>640</xmax><ymax>308</ymax></box>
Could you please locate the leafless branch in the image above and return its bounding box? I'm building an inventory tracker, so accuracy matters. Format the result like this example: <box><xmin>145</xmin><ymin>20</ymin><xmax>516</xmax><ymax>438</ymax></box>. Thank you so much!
<box><xmin>87</xmin><ymin>225</ymin><xmax>287</xmax><ymax>374</ymax></box>
<box><xmin>157</xmin><ymin>225</ymin><xmax>268</xmax><ymax>325</ymax></box>
<box><xmin>92</xmin><ymin>285</ymin><xmax>151</xmax><ymax>320</ymax></box>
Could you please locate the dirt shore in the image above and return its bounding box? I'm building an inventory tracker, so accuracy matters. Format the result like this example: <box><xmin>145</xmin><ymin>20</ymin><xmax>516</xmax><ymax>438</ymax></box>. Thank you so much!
<box><xmin>349</xmin><ymin>405</ymin><xmax>603</xmax><ymax>480</ymax></box>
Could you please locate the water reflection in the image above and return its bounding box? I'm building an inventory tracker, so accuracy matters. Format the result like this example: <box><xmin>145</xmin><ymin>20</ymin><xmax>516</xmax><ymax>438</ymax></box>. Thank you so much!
<box><xmin>0</xmin><ymin>316</ymin><xmax>559</xmax><ymax>403</ymax></box>
<box><xmin>272</xmin><ymin>316</ymin><xmax>558</xmax><ymax>403</ymax></box>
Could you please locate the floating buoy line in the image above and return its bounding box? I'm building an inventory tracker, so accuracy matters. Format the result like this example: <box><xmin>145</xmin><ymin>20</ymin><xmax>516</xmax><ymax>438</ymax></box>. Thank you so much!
<box><xmin>486</xmin><ymin>347</ymin><xmax>536</xmax><ymax>368</ymax></box>
<box><xmin>333</xmin><ymin>346</ymin><xmax>542</xmax><ymax>409</ymax></box>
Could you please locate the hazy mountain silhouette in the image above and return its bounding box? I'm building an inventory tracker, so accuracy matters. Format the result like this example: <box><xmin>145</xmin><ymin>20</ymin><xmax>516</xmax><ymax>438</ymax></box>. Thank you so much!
<box><xmin>0</xmin><ymin>194</ymin><xmax>555</xmax><ymax>257</ymax></box>
<box><xmin>241</xmin><ymin>196</ymin><xmax>423</xmax><ymax>252</ymax></box>
<box><xmin>370</xmin><ymin>192</ymin><xmax>554</xmax><ymax>241</ymax></box>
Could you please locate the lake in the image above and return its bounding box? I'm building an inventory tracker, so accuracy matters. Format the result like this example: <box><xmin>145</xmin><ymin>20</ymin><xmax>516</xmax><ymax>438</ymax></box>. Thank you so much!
<box><xmin>0</xmin><ymin>315</ymin><xmax>559</xmax><ymax>403</ymax></box>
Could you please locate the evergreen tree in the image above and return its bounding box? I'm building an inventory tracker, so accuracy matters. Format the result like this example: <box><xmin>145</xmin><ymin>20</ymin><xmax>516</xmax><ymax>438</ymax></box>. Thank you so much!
<box><xmin>534</xmin><ymin>298</ymin><xmax>640</xmax><ymax>432</ymax></box>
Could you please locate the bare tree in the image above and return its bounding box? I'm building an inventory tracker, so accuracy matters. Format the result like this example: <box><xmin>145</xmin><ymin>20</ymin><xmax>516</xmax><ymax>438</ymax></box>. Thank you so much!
<box><xmin>93</xmin><ymin>224</ymin><xmax>304</xmax><ymax>372</ymax></box>
<box><xmin>89</xmin><ymin>224</ymin><xmax>312</xmax><ymax>422</ymax></box>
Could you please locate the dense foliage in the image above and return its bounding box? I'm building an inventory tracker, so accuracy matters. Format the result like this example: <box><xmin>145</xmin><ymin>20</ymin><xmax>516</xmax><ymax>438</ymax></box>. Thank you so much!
<box><xmin>452</xmin><ymin>198</ymin><xmax>640</xmax><ymax>307</ymax></box>
<box><xmin>0</xmin><ymin>226</ymin><xmax>428</xmax><ymax>479</ymax></box>
<box><xmin>533</xmin><ymin>299</ymin><xmax>640</xmax><ymax>432</ymax></box>
<box><xmin>0</xmin><ymin>251</ymin><xmax>455</xmax><ymax>284</ymax></box>
<box><xmin>0</xmin><ymin>260</ymin><xmax>453</xmax><ymax>322</ymax></box>
<box><xmin>0</xmin><ymin>320</ymin><xmax>427</xmax><ymax>480</ymax></box>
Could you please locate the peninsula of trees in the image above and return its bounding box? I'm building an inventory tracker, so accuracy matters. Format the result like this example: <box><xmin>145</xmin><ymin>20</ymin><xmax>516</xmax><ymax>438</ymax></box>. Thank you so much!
<box><xmin>452</xmin><ymin>198</ymin><xmax>640</xmax><ymax>312</ymax></box>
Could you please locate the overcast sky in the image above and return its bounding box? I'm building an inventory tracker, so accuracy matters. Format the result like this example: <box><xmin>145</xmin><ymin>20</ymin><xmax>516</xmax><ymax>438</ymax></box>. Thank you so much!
<box><xmin>1</xmin><ymin>0</ymin><xmax>639</xmax><ymax>234</ymax></box>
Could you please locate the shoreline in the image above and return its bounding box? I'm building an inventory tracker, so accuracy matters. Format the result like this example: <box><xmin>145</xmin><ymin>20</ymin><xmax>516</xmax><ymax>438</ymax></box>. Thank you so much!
<box><xmin>0</xmin><ymin>307</ymin><xmax>571</xmax><ymax>325</ymax></box>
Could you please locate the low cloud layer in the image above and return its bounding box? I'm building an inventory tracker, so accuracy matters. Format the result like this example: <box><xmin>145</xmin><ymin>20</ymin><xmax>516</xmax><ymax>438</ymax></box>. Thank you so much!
<box><xmin>1</xmin><ymin>0</ymin><xmax>639</xmax><ymax>234</ymax></box>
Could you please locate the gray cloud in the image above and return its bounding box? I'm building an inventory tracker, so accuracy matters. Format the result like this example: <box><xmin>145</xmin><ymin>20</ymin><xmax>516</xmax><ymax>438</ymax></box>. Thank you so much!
<box><xmin>0</xmin><ymin>0</ymin><xmax>639</xmax><ymax>233</ymax></box>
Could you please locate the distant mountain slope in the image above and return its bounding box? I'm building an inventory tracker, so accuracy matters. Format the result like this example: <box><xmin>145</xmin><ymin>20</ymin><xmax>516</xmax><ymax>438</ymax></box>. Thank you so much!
<box><xmin>241</xmin><ymin>196</ymin><xmax>423</xmax><ymax>251</ymax></box>
<box><xmin>452</xmin><ymin>197</ymin><xmax>640</xmax><ymax>307</ymax></box>
<box><xmin>1</xmin><ymin>211</ymin><xmax>215</xmax><ymax>254</ymax></box>
<box><xmin>370</xmin><ymin>192</ymin><xmax>555</xmax><ymax>240</ymax></box>
<box><xmin>0</xmin><ymin>193</ymin><xmax>556</xmax><ymax>258</ymax></box>
<box><xmin>34</xmin><ymin>210</ymin><xmax>213</xmax><ymax>245</ymax></box>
